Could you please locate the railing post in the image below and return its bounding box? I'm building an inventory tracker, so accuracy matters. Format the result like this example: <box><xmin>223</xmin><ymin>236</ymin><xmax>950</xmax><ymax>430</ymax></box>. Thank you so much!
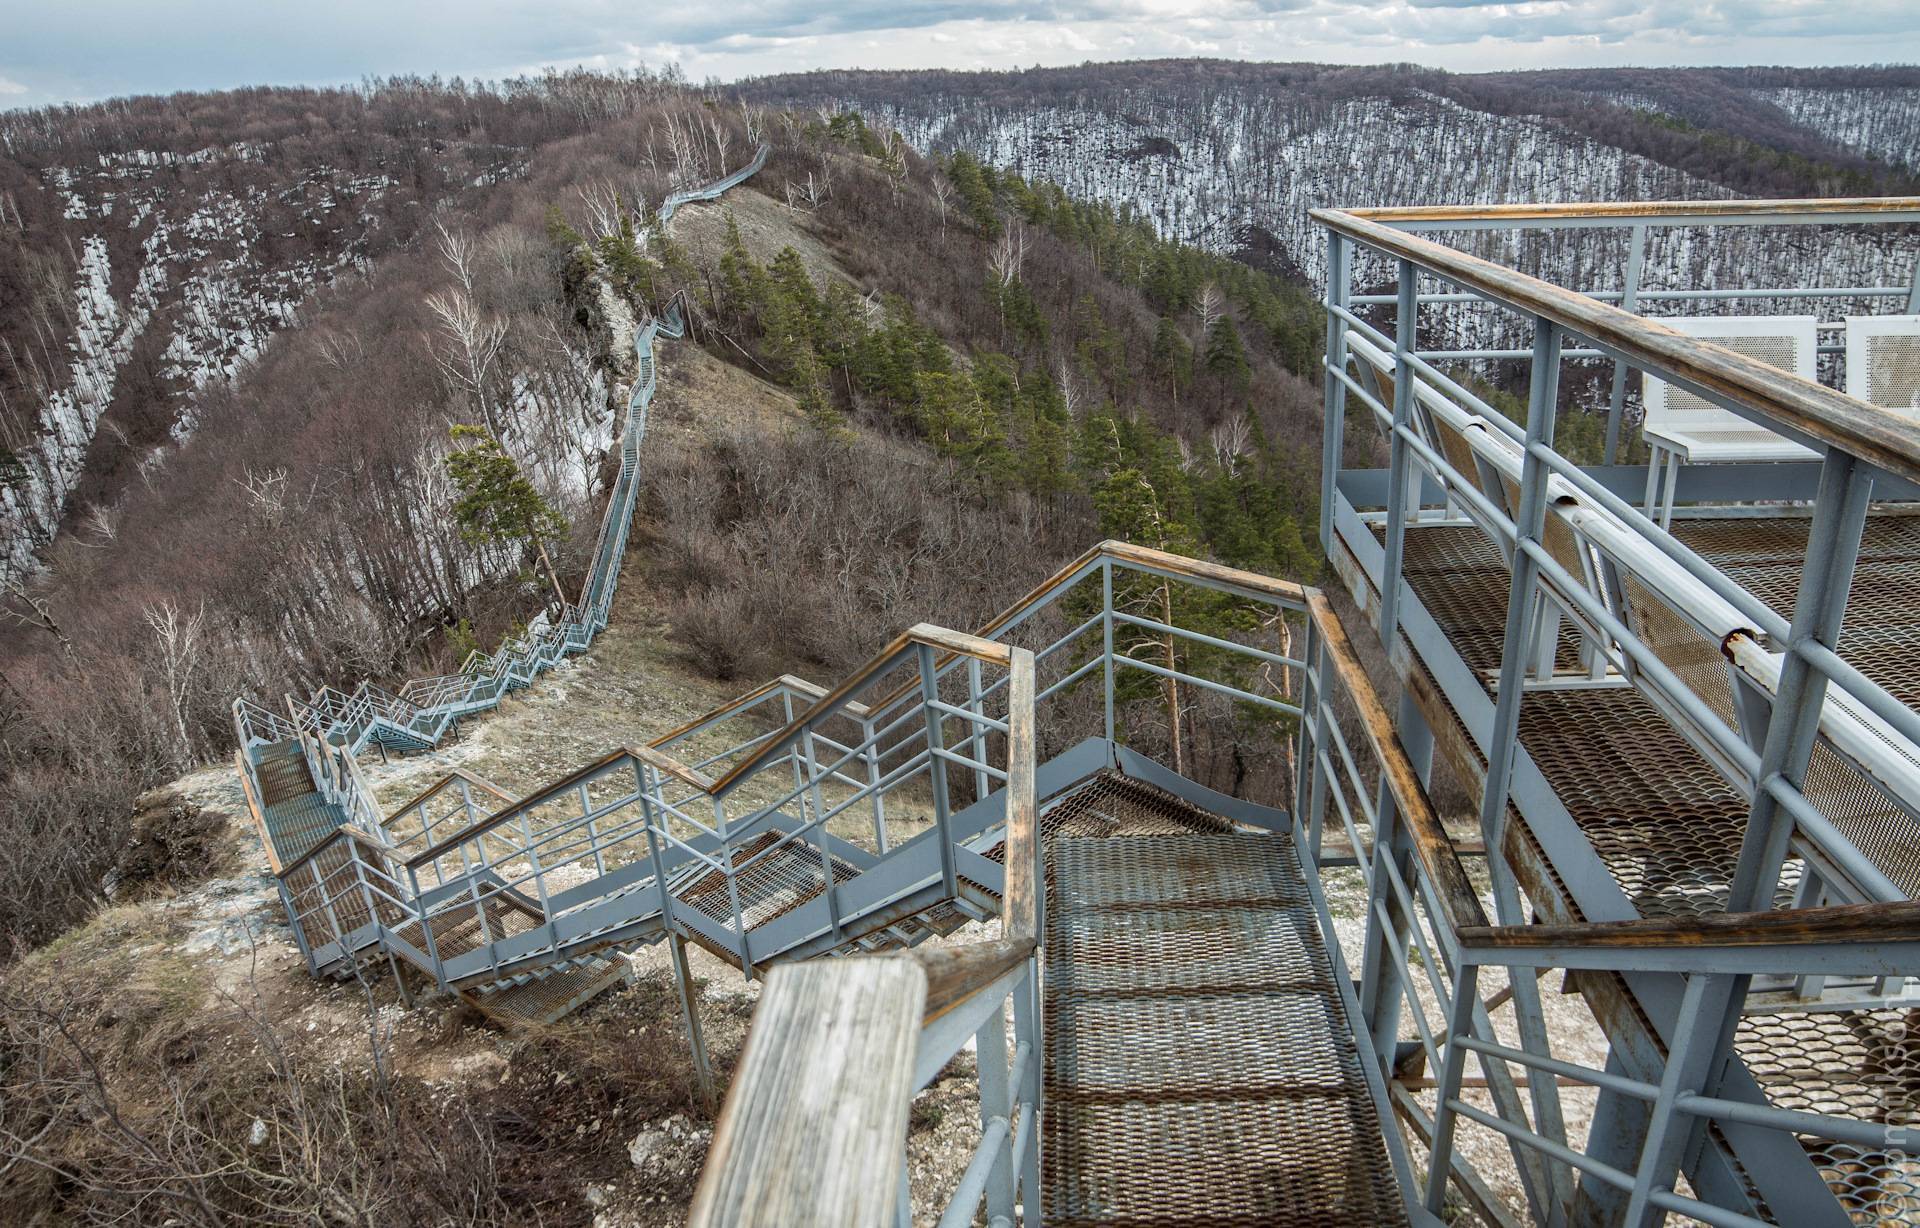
<box><xmin>1102</xmin><ymin>558</ymin><xmax>1116</xmax><ymax>752</ymax></box>
<box><xmin>1424</xmin><ymin>962</ymin><xmax>1480</xmax><ymax>1214</ymax></box>
<box><xmin>966</xmin><ymin>657</ymin><xmax>990</xmax><ymax>804</ymax></box>
<box><xmin>1474</xmin><ymin>314</ymin><xmax>1575</xmax><ymax>1216</ymax></box>
<box><xmin>1012</xmin><ymin>961</ymin><xmax>1043</xmax><ymax>1223</ymax></box>
<box><xmin>717</xmin><ymin>795</ymin><xmax>752</xmax><ymax>980</ymax></box>
<box><xmin>1321</xmin><ymin>230</ymin><xmax>1351</xmax><ymax>552</ymax></box>
<box><xmin>408</xmin><ymin>863</ymin><xmax>447</xmax><ymax>990</ymax></box>
<box><xmin>466</xmin><ymin>839</ymin><xmax>496</xmax><ymax>958</ymax></box>
<box><xmin>277</xmin><ymin>877</ymin><xmax>315</xmax><ymax>971</ymax></box>
<box><xmin>919</xmin><ymin>644</ymin><xmax>959</xmax><ymax>901</ymax></box>
<box><xmin>863</xmin><ymin>715</ymin><xmax>890</xmax><ymax>854</ymax></box>
<box><xmin>1652</xmin><ymin>450</ymin><xmax>1876</xmax><ymax>1227</ymax></box>
<box><xmin>1603</xmin><ymin>223</ymin><xmax>1647</xmax><ymax>465</ymax></box>
<box><xmin>316</xmin><ymin>860</ymin><xmax>347</xmax><ymax>956</ymax></box>
<box><xmin>782</xmin><ymin>692</ymin><xmax>806</xmax><ymax>819</ymax></box>
<box><xmin>1622</xmin><ymin>974</ymin><xmax>1713</xmax><ymax>1228</ymax></box>
<box><xmin>1377</xmin><ymin>258</ymin><xmax>1419</xmax><ymax>645</ymax></box>
<box><xmin>1302</xmin><ymin>628</ymin><xmax>1332</xmax><ymax>863</ymax></box>
<box><xmin>975</xmin><ymin>986</ymin><xmax>1017</xmax><ymax>1225</ymax></box>
<box><xmin>579</xmin><ymin>782</ymin><xmax>606</xmax><ymax>879</ymax></box>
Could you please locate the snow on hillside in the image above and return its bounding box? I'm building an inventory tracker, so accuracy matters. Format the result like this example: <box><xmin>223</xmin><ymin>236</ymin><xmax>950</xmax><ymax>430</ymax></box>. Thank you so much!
<box><xmin>0</xmin><ymin>143</ymin><xmax>506</xmax><ymax>586</ymax></box>
<box><xmin>1759</xmin><ymin>87</ymin><xmax>1920</xmax><ymax>175</ymax></box>
<box><xmin>842</xmin><ymin>84</ymin><xmax>1920</xmax><ymax>353</ymax></box>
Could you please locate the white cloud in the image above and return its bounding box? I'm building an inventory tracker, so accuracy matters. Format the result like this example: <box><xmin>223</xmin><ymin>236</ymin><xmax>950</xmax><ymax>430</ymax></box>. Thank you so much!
<box><xmin>2</xmin><ymin>1</ymin><xmax>1917</xmax><ymax>110</ymax></box>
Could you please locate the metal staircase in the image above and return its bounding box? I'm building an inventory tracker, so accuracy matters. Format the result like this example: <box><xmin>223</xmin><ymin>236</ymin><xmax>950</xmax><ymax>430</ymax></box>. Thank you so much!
<box><xmin>224</xmin><ymin>162</ymin><xmax>1920</xmax><ymax>1223</ymax></box>
<box><xmin>682</xmin><ymin>196</ymin><xmax>1920</xmax><ymax>1228</ymax></box>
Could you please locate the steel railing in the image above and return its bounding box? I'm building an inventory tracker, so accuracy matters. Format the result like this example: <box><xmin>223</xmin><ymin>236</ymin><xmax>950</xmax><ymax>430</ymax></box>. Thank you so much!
<box><xmin>1298</xmin><ymin>592</ymin><xmax>1920</xmax><ymax>1227</ymax></box>
<box><xmin>1315</xmin><ymin>196</ymin><xmax>1920</xmax><ymax>1225</ymax></box>
<box><xmin>231</xmin><ymin>146</ymin><xmax>770</xmax><ymax>767</ymax></box>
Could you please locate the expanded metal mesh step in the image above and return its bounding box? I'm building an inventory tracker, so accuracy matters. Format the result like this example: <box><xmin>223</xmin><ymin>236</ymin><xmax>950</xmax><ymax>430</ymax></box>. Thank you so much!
<box><xmin>1739</xmin><ymin>1007</ymin><xmax>1920</xmax><ymax>1220</ymax></box>
<box><xmin>262</xmin><ymin>789</ymin><xmax>349</xmax><ymax>869</ymax></box>
<box><xmin>467</xmin><ymin>955</ymin><xmax>631</xmax><ymax>1028</ymax></box>
<box><xmin>1043</xmin><ymin>823</ymin><xmax>1405</xmax><ymax>1227</ymax></box>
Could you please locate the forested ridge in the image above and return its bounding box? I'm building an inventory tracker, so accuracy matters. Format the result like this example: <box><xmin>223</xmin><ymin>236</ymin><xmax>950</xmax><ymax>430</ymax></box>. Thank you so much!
<box><xmin>0</xmin><ymin>80</ymin><xmax>1329</xmax><ymax>968</ymax></box>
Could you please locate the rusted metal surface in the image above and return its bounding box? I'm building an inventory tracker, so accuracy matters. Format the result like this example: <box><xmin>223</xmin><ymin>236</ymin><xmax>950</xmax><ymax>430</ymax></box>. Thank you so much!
<box><xmin>1041</xmin><ymin>776</ymin><xmax>1405</xmax><ymax>1227</ymax></box>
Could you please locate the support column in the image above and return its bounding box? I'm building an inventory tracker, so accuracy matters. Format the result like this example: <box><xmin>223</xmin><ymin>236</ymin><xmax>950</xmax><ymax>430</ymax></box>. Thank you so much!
<box><xmin>669</xmin><ymin>932</ymin><xmax>716</xmax><ymax>1111</ymax></box>
<box><xmin>1603</xmin><ymin>224</ymin><xmax>1647</xmax><ymax>466</ymax></box>
<box><xmin>1321</xmin><ymin>232</ymin><xmax>1351</xmax><ymax>551</ymax></box>
<box><xmin>1474</xmin><ymin>317</ymin><xmax>1575</xmax><ymax>1219</ymax></box>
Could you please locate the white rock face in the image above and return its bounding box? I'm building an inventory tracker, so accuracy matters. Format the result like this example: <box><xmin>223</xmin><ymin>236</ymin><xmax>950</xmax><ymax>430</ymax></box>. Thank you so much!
<box><xmin>3</xmin><ymin>141</ymin><xmax>463</xmax><ymax>586</ymax></box>
<box><xmin>805</xmin><ymin>82</ymin><xmax>1920</xmax><ymax>355</ymax></box>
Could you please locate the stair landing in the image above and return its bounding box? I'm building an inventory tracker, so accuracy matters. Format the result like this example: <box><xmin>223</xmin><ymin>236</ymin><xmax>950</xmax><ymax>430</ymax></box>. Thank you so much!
<box><xmin>1042</xmin><ymin>781</ymin><xmax>1405</xmax><ymax>1227</ymax></box>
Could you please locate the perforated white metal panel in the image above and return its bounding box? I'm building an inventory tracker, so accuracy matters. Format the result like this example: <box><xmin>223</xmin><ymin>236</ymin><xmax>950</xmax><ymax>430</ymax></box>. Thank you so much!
<box><xmin>1642</xmin><ymin>316</ymin><xmax>1821</xmax><ymax>448</ymax></box>
<box><xmin>1846</xmin><ymin>314</ymin><xmax>1920</xmax><ymax>419</ymax></box>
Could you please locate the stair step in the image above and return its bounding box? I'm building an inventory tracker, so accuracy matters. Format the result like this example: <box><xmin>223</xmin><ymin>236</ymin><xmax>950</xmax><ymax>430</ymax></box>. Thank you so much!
<box><xmin>468</xmin><ymin>957</ymin><xmax>631</xmax><ymax>1029</ymax></box>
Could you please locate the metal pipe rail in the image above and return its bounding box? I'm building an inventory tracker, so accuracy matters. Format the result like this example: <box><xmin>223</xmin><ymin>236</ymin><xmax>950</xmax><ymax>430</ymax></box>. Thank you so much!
<box><xmin>1312</xmin><ymin>203</ymin><xmax>1920</xmax><ymax>485</ymax></box>
<box><xmin>1321</xmin><ymin>205</ymin><xmax>1920</xmax><ymax>921</ymax></box>
<box><xmin>1299</xmin><ymin>591</ymin><xmax>1920</xmax><ymax>1226</ymax></box>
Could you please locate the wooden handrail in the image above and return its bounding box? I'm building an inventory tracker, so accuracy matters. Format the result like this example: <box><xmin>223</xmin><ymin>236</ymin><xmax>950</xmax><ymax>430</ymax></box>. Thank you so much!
<box><xmin>687</xmin><ymin>956</ymin><xmax>927</xmax><ymax>1228</ymax></box>
<box><xmin>404</xmin><ymin>745</ymin><xmax>707</xmax><ymax>869</ymax></box>
<box><xmin>277</xmin><ymin>822</ymin><xmax>394</xmax><ymax>880</ymax></box>
<box><xmin>1343</xmin><ymin>195</ymin><xmax>1920</xmax><ymax>225</ymax></box>
<box><xmin>911</xmin><ymin>936</ymin><xmax>1038</xmax><ymax>1024</ymax></box>
<box><xmin>1306</xmin><ymin>593</ymin><xmax>1489</xmax><ymax>932</ymax></box>
<box><xmin>647</xmin><ymin>674</ymin><xmax>871</xmax><ymax>752</ymax></box>
<box><xmin>701</xmin><ymin>625</ymin><xmax>1008</xmax><ymax>798</ymax></box>
<box><xmin>1463</xmin><ymin>900</ymin><xmax>1920</xmax><ymax>952</ymax></box>
<box><xmin>1312</xmin><ymin>206</ymin><xmax>1920</xmax><ymax>486</ymax></box>
<box><xmin>865</xmin><ymin>539</ymin><xmax>1310</xmax><ymax>715</ymax></box>
<box><xmin>235</xmin><ymin>750</ymin><xmax>282</xmax><ymax>875</ymax></box>
<box><xmin>380</xmin><ymin>767</ymin><xmax>513</xmax><ymax>829</ymax></box>
<box><xmin>405</xmin><ymin>625</ymin><xmax>999</xmax><ymax>868</ymax></box>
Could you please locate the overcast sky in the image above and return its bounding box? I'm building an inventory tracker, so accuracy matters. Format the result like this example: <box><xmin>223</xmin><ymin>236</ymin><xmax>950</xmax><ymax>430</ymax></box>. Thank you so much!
<box><xmin>4</xmin><ymin>1</ymin><xmax>1917</xmax><ymax>112</ymax></box>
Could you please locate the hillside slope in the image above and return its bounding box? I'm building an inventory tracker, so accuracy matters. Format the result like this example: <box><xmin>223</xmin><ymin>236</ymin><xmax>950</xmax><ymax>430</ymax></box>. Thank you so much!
<box><xmin>741</xmin><ymin>61</ymin><xmax>1920</xmax><ymax>349</ymax></box>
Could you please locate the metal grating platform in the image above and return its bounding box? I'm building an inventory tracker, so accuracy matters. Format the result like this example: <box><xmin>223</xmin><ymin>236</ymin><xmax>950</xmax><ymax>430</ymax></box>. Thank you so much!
<box><xmin>1370</xmin><ymin>519</ymin><xmax>1920</xmax><ymax>1221</ymax></box>
<box><xmin>1043</xmin><ymin>821</ymin><xmax>1405</xmax><ymax>1227</ymax></box>
<box><xmin>1739</xmin><ymin>1007</ymin><xmax>1920</xmax><ymax>1219</ymax></box>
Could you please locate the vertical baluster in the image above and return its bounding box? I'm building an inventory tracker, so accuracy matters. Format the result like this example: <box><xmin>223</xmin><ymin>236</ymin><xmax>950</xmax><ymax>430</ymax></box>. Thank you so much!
<box><xmin>919</xmin><ymin>644</ymin><xmax>958</xmax><ymax>901</ymax></box>
<box><xmin>966</xmin><ymin>657</ymin><xmax>990</xmax><ymax>804</ymax></box>
<box><xmin>1320</xmin><ymin>230</ymin><xmax>1350</xmax><ymax>551</ymax></box>
<box><xmin>580</xmin><ymin>782</ymin><xmax>606</xmax><ymax>878</ymax></box>
<box><xmin>863</xmin><ymin>715</ymin><xmax>890</xmax><ymax>854</ymax></box>
<box><xmin>1102</xmin><ymin>558</ymin><xmax>1116</xmax><ymax>751</ymax></box>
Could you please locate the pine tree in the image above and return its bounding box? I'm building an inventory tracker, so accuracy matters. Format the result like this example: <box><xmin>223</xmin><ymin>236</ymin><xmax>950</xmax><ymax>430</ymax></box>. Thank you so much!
<box><xmin>445</xmin><ymin>425</ymin><xmax>570</xmax><ymax>606</ymax></box>
<box><xmin>1205</xmin><ymin>314</ymin><xmax>1252</xmax><ymax>392</ymax></box>
<box><xmin>1151</xmin><ymin>316</ymin><xmax>1192</xmax><ymax>404</ymax></box>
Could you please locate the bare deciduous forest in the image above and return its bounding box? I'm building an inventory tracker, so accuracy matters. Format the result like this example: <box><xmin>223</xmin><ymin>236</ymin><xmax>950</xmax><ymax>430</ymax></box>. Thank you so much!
<box><xmin>6</xmin><ymin>60</ymin><xmax>1916</xmax><ymax>1224</ymax></box>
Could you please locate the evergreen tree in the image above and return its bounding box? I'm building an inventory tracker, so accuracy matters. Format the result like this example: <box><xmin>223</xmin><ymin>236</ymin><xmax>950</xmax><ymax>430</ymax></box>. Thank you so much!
<box><xmin>1150</xmin><ymin>316</ymin><xmax>1193</xmax><ymax>403</ymax></box>
<box><xmin>445</xmin><ymin>425</ymin><xmax>570</xmax><ymax>605</ymax></box>
<box><xmin>1205</xmin><ymin>314</ymin><xmax>1252</xmax><ymax>392</ymax></box>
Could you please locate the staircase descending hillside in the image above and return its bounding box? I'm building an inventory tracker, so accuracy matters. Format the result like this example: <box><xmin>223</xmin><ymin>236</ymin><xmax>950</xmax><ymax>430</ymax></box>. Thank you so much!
<box><xmin>681</xmin><ymin>194</ymin><xmax>1920</xmax><ymax>1228</ymax></box>
<box><xmin>229</xmin><ymin>152</ymin><xmax>1920</xmax><ymax>1223</ymax></box>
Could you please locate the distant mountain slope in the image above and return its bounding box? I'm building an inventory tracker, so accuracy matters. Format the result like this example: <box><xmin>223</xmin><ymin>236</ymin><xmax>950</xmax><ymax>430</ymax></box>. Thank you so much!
<box><xmin>0</xmin><ymin>73</ymin><xmax>678</xmax><ymax>586</ymax></box>
<box><xmin>739</xmin><ymin>61</ymin><xmax>1920</xmax><ymax>349</ymax></box>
